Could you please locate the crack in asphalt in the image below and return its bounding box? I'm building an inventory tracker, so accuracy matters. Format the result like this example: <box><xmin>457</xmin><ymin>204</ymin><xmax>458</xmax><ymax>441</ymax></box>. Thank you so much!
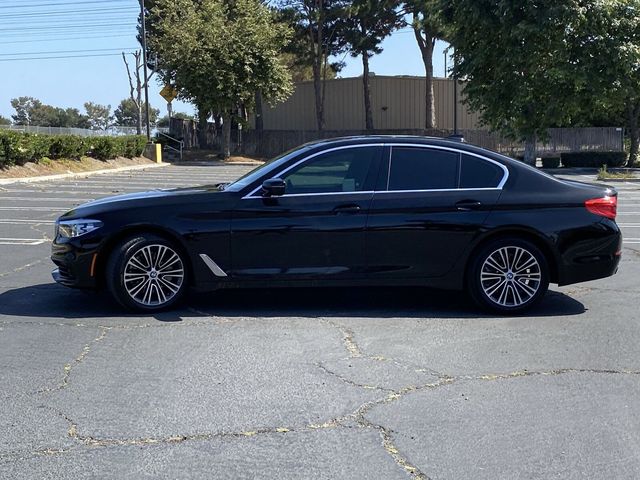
<box><xmin>39</xmin><ymin>326</ymin><xmax>110</xmax><ymax>394</ymax></box>
<box><xmin>318</xmin><ymin>318</ymin><xmax>363</xmax><ymax>358</ymax></box>
<box><xmin>315</xmin><ymin>362</ymin><xmax>394</xmax><ymax>392</ymax></box>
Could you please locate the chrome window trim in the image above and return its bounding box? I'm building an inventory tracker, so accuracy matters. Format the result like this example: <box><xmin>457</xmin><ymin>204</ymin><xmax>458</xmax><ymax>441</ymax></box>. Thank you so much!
<box><xmin>388</xmin><ymin>144</ymin><xmax>509</xmax><ymax>191</ymax></box>
<box><xmin>242</xmin><ymin>142</ymin><xmax>510</xmax><ymax>199</ymax></box>
<box><xmin>242</xmin><ymin>143</ymin><xmax>386</xmax><ymax>199</ymax></box>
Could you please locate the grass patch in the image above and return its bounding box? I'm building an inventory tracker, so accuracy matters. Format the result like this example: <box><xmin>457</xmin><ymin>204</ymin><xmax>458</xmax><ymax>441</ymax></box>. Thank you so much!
<box><xmin>597</xmin><ymin>165</ymin><xmax>637</xmax><ymax>180</ymax></box>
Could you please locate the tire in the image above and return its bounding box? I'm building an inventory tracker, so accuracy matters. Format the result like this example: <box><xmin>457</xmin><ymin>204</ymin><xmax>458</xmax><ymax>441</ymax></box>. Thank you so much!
<box><xmin>467</xmin><ymin>237</ymin><xmax>549</xmax><ymax>314</ymax></box>
<box><xmin>105</xmin><ymin>234</ymin><xmax>188</xmax><ymax>312</ymax></box>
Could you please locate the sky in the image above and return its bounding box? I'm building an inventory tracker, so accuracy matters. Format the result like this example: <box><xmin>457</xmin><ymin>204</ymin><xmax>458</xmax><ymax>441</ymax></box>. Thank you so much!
<box><xmin>0</xmin><ymin>0</ymin><xmax>450</xmax><ymax>121</ymax></box>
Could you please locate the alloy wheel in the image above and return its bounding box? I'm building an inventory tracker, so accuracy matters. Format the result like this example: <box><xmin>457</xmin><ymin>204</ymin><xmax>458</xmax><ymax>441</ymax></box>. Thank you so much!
<box><xmin>123</xmin><ymin>244</ymin><xmax>185</xmax><ymax>307</ymax></box>
<box><xmin>480</xmin><ymin>246</ymin><xmax>542</xmax><ymax>308</ymax></box>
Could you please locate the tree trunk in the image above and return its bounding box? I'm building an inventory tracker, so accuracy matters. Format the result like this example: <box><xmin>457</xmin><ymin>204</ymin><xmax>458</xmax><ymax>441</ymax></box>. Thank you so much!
<box><xmin>523</xmin><ymin>134</ymin><xmax>537</xmax><ymax>166</ymax></box>
<box><xmin>221</xmin><ymin>111</ymin><xmax>232</xmax><ymax>159</ymax></box>
<box><xmin>626</xmin><ymin>102</ymin><xmax>640</xmax><ymax>166</ymax></box>
<box><xmin>136</xmin><ymin>104</ymin><xmax>143</xmax><ymax>136</ymax></box>
<box><xmin>413</xmin><ymin>24</ymin><xmax>436</xmax><ymax>130</ymax></box>
<box><xmin>362</xmin><ymin>54</ymin><xmax>374</xmax><ymax>131</ymax></box>
<box><xmin>255</xmin><ymin>91</ymin><xmax>264</xmax><ymax>131</ymax></box>
<box><xmin>196</xmin><ymin>105</ymin><xmax>209</xmax><ymax>149</ymax></box>
<box><xmin>313</xmin><ymin>61</ymin><xmax>324</xmax><ymax>131</ymax></box>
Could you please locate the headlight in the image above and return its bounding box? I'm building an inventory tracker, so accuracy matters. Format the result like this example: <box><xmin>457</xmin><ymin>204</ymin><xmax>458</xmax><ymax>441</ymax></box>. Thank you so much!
<box><xmin>57</xmin><ymin>219</ymin><xmax>103</xmax><ymax>238</ymax></box>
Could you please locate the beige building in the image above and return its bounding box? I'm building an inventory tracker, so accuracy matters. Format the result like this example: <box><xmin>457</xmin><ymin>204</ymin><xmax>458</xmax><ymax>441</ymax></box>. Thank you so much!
<box><xmin>256</xmin><ymin>75</ymin><xmax>485</xmax><ymax>131</ymax></box>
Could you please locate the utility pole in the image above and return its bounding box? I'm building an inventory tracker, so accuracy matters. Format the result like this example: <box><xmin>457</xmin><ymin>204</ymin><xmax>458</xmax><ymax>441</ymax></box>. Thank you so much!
<box><xmin>139</xmin><ymin>0</ymin><xmax>151</xmax><ymax>141</ymax></box>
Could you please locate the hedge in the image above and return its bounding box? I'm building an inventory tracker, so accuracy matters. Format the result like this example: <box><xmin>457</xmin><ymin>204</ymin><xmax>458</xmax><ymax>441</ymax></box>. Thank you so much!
<box><xmin>560</xmin><ymin>151</ymin><xmax>627</xmax><ymax>168</ymax></box>
<box><xmin>0</xmin><ymin>130</ymin><xmax>148</xmax><ymax>167</ymax></box>
<box><xmin>541</xmin><ymin>157</ymin><xmax>561</xmax><ymax>168</ymax></box>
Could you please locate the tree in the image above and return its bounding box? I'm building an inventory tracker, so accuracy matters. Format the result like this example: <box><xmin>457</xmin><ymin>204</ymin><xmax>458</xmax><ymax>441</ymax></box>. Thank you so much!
<box><xmin>577</xmin><ymin>0</ymin><xmax>640</xmax><ymax>165</ymax></box>
<box><xmin>277</xmin><ymin>0</ymin><xmax>348</xmax><ymax>131</ymax></box>
<box><xmin>10</xmin><ymin>97</ymin><xmax>89</xmax><ymax>128</ymax></box>
<box><xmin>407</xmin><ymin>0</ymin><xmax>447</xmax><ymax>129</ymax></box>
<box><xmin>147</xmin><ymin>0</ymin><xmax>292</xmax><ymax>157</ymax></box>
<box><xmin>0</xmin><ymin>115</ymin><xmax>10</xmax><ymax>126</ymax></box>
<box><xmin>114</xmin><ymin>98</ymin><xmax>159</xmax><ymax>128</ymax></box>
<box><xmin>157</xmin><ymin>112</ymin><xmax>193</xmax><ymax>128</ymax></box>
<box><xmin>84</xmin><ymin>102</ymin><xmax>113</xmax><ymax>130</ymax></box>
<box><xmin>122</xmin><ymin>50</ymin><xmax>154</xmax><ymax>135</ymax></box>
<box><xmin>442</xmin><ymin>1</ymin><xmax>589</xmax><ymax>164</ymax></box>
<box><xmin>10</xmin><ymin>97</ymin><xmax>41</xmax><ymax>125</ymax></box>
<box><xmin>343</xmin><ymin>0</ymin><xmax>402</xmax><ymax>130</ymax></box>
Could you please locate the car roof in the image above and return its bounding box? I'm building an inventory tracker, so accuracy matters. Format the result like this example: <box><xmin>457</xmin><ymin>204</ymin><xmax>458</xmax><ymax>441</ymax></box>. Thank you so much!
<box><xmin>299</xmin><ymin>135</ymin><xmax>505</xmax><ymax>159</ymax></box>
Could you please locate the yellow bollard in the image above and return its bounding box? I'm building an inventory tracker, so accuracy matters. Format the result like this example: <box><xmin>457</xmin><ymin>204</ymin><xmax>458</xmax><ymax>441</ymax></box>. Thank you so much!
<box><xmin>155</xmin><ymin>143</ymin><xmax>163</xmax><ymax>163</ymax></box>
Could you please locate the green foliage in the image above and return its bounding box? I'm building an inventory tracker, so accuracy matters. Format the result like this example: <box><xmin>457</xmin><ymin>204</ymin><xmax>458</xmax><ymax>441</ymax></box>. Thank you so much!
<box><xmin>0</xmin><ymin>131</ymin><xmax>147</xmax><ymax>167</ymax></box>
<box><xmin>49</xmin><ymin>135</ymin><xmax>86</xmax><ymax>159</ymax></box>
<box><xmin>113</xmin><ymin>98</ymin><xmax>159</xmax><ymax>128</ymax></box>
<box><xmin>10</xmin><ymin>96</ymin><xmax>90</xmax><ymax>128</ymax></box>
<box><xmin>561</xmin><ymin>152</ymin><xmax>627</xmax><ymax>168</ymax></box>
<box><xmin>84</xmin><ymin>102</ymin><xmax>113</xmax><ymax>130</ymax></box>
<box><xmin>442</xmin><ymin>2</ymin><xmax>591</xmax><ymax>140</ymax></box>
<box><xmin>541</xmin><ymin>157</ymin><xmax>561</xmax><ymax>169</ymax></box>
<box><xmin>0</xmin><ymin>115</ymin><xmax>10</xmax><ymax>126</ymax></box>
<box><xmin>148</xmin><ymin>0</ymin><xmax>293</xmax><ymax>114</ymax></box>
<box><xmin>157</xmin><ymin>112</ymin><xmax>193</xmax><ymax>128</ymax></box>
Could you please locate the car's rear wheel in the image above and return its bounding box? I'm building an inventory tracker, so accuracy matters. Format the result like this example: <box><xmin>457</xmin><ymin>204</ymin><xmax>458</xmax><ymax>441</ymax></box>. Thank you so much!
<box><xmin>106</xmin><ymin>234</ymin><xmax>187</xmax><ymax>312</ymax></box>
<box><xmin>468</xmin><ymin>237</ymin><xmax>549</xmax><ymax>314</ymax></box>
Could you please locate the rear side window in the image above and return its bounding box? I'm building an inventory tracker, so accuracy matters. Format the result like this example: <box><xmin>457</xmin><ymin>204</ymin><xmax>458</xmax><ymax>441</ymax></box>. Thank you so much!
<box><xmin>388</xmin><ymin>148</ymin><xmax>459</xmax><ymax>191</ymax></box>
<box><xmin>460</xmin><ymin>154</ymin><xmax>504</xmax><ymax>188</ymax></box>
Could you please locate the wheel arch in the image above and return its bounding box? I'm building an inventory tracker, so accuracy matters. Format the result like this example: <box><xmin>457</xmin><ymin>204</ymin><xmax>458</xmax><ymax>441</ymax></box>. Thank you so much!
<box><xmin>463</xmin><ymin>227</ymin><xmax>559</xmax><ymax>286</ymax></box>
<box><xmin>94</xmin><ymin>225</ymin><xmax>195</xmax><ymax>288</ymax></box>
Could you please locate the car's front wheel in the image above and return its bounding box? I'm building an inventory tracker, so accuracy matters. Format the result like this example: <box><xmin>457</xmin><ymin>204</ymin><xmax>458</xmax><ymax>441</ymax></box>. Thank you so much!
<box><xmin>106</xmin><ymin>234</ymin><xmax>188</xmax><ymax>312</ymax></box>
<box><xmin>468</xmin><ymin>237</ymin><xmax>549</xmax><ymax>314</ymax></box>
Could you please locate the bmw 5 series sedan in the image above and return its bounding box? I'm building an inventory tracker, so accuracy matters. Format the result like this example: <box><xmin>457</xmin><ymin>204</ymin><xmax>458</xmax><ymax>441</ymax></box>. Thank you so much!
<box><xmin>51</xmin><ymin>136</ymin><xmax>621</xmax><ymax>313</ymax></box>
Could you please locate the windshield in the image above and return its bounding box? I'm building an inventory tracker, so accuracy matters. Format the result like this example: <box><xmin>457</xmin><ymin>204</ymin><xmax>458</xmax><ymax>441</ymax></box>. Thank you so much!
<box><xmin>224</xmin><ymin>145</ymin><xmax>312</xmax><ymax>192</ymax></box>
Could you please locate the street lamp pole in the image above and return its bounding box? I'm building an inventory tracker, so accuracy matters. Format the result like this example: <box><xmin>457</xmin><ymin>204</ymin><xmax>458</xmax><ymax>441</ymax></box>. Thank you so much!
<box><xmin>139</xmin><ymin>0</ymin><xmax>151</xmax><ymax>141</ymax></box>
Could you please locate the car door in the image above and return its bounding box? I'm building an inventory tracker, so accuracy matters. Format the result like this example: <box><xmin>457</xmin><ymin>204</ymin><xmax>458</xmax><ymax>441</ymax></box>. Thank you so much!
<box><xmin>230</xmin><ymin>145</ymin><xmax>383</xmax><ymax>280</ymax></box>
<box><xmin>365</xmin><ymin>146</ymin><xmax>507</xmax><ymax>278</ymax></box>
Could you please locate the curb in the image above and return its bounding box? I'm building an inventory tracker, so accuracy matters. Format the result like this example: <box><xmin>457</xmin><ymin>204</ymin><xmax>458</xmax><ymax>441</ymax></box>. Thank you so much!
<box><xmin>0</xmin><ymin>162</ymin><xmax>170</xmax><ymax>186</ymax></box>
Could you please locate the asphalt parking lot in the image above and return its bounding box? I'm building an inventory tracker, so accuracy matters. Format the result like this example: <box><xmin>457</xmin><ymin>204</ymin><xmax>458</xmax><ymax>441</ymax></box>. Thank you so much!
<box><xmin>1</xmin><ymin>163</ymin><xmax>639</xmax><ymax>479</ymax></box>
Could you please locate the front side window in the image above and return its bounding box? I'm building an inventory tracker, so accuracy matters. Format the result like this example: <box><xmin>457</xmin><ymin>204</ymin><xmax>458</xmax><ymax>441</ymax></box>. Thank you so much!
<box><xmin>281</xmin><ymin>147</ymin><xmax>379</xmax><ymax>195</ymax></box>
<box><xmin>388</xmin><ymin>148</ymin><xmax>459</xmax><ymax>191</ymax></box>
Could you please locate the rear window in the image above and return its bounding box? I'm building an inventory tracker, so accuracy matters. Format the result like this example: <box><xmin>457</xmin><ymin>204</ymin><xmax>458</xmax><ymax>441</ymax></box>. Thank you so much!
<box><xmin>460</xmin><ymin>154</ymin><xmax>504</xmax><ymax>188</ymax></box>
<box><xmin>388</xmin><ymin>148</ymin><xmax>459</xmax><ymax>191</ymax></box>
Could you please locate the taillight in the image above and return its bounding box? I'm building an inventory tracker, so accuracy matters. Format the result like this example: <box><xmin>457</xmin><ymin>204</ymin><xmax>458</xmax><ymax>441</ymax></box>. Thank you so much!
<box><xmin>585</xmin><ymin>196</ymin><xmax>617</xmax><ymax>220</ymax></box>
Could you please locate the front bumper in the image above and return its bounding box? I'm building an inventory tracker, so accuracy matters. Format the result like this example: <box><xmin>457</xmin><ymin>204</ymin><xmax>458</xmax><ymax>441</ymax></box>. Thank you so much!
<box><xmin>51</xmin><ymin>237</ymin><xmax>100</xmax><ymax>289</ymax></box>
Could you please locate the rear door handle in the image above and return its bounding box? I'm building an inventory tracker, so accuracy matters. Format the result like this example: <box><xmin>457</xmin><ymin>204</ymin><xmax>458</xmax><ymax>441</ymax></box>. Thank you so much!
<box><xmin>333</xmin><ymin>204</ymin><xmax>361</xmax><ymax>214</ymax></box>
<box><xmin>455</xmin><ymin>200</ymin><xmax>482</xmax><ymax>211</ymax></box>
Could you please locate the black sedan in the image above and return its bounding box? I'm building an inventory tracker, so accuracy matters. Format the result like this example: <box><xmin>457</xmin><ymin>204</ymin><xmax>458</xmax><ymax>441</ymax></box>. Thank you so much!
<box><xmin>51</xmin><ymin>136</ymin><xmax>621</xmax><ymax>313</ymax></box>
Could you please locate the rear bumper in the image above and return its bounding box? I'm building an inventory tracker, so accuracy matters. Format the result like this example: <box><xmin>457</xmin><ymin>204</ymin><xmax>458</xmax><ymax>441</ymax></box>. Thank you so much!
<box><xmin>557</xmin><ymin>227</ymin><xmax>622</xmax><ymax>286</ymax></box>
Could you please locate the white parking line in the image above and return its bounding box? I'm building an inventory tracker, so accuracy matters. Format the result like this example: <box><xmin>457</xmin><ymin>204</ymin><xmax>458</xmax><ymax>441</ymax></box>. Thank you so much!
<box><xmin>0</xmin><ymin>197</ymin><xmax>93</xmax><ymax>202</ymax></box>
<box><xmin>0</xmin><ymin>219</ymin><xmax>55</xmax><ymax>225</ymax></box>
<box><xmin>0</xmin><ymin>206</ymin><xmax>68</xmax><ymax>211</ymax></box>
<box><xmin>0</xmin><ymin>237</ymin><xmax>48</xmax><ymax>245</ymax></box>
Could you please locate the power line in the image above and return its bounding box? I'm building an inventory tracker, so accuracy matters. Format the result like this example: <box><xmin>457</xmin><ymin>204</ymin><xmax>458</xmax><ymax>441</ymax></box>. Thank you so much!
<box><xmin>0</xmin><ymin>6</ymin><xmax>138</xmax><ymax>19</ymax></box>
<box><xmin>0</xmin><ymin>0</ymin><xmax>134</xmax><ymax>9</ymax></box>
<box><xmin>0</xmin><ymin>34</ymin><xmax>134</xmax><ymax>45</ymax></box>
<box><xmin>0</xmin><ymin>53</ymin><xmax>136</xmax><ymax>62</ymax></box>
<box><xmin>0</xmin><ymin>23</ymin><xmax>138</xmax><ymax>32</ymax></box>
<box><xmin>0</xmin><ymin>47</ymin><xmax>139</xmax><ymax>57</ymax></box>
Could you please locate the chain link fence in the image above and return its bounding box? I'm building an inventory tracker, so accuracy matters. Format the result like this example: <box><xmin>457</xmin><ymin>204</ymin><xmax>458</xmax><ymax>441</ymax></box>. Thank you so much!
<box><xmin>0</xmin><ymin>125</ymin><xmax>169</xmax><ymax>137</ymax></box>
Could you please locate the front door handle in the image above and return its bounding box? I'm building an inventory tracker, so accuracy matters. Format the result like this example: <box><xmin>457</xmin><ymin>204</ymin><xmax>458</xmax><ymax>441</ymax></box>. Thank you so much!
<box><xmin>333</xmin><ymin>204</ymin><xmax>361</xmax><ymax>215</ymax></box>
<box><xmin>455</xmin><ymin>200</ymin><xmax>482</xmax><ymax>211</ymax></box>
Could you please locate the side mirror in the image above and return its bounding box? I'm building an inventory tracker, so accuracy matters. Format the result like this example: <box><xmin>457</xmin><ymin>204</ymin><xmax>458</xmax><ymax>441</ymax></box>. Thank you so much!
<box><xmin>262</xmin><ymin>178</ymin><xmax>286</xmax><ymax>197</ymax></box>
